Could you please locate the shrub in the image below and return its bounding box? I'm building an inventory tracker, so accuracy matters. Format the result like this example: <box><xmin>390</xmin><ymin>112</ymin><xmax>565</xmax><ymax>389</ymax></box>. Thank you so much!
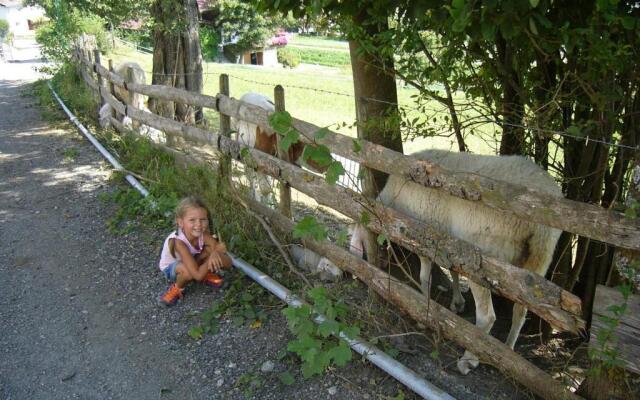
<box><xmin>36</xmin><ymin>12</ymin><xmax>111</xmax><ymax>64</ymax></box>
<box><xmin>0</xmin><ymin>19</ymin><xmax>9</xmax><ymax>41</ymax></box>
<box><xmin>116</xmin><ymin>27</ymin><xmax>153</xmax><ymax>50</ymax></box>
<box><xmin>277</xmin><ymin>47</ymin><xmax>300</xmax><ymax>68</ymax></box>
<box><xmin>200</xmin><ymin>25</ymin><xmax>220</xmax><ymax>62</ymax></box>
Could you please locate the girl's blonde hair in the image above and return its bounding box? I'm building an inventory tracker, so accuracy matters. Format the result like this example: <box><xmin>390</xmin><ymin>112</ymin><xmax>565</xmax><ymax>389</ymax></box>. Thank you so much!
<box><xmin>175</xmin><ymin>196</ymin><xmax>209</xmax><ymax>221</ymax></box>
<box><xmin>170</xmin><ymin>196</ymin><xmax>210</xmax><ymax>257</ymax></box>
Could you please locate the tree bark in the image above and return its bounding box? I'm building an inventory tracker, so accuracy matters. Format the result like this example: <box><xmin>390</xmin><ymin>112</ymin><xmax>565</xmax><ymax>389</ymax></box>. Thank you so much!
<box><xmin>348</xmin><ymin>7</ymin><xmax>404</xmax><ymax>266</ymax></box>
<box><xmin>496</xmin><ymin>34</ymin><xmax>525</xmax><ymax>156</ymax></box>
<box><xmin>149</xmin><ymin>0</ymin><xmax>203</xmax><ymax>124</ymax></box>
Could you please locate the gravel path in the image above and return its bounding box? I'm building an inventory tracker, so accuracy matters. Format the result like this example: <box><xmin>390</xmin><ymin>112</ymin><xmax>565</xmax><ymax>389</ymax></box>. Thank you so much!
<box><xmin>0</xmin><ymin>40</ymin><xmax>541</xmax><ymax>400</ymax></box>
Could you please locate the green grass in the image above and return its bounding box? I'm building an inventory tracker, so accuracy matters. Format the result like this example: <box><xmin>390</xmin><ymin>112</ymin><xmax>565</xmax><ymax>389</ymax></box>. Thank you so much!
<box><xmin>289</xmin><ymin>34</ymin><xmax>349</xmax><ymax>51</ymax></box>
<box><xmin>283</xmin><ymin>46</ymin><xmax>351</xmax><ymax>67</ymax></box>
<box><xmin>106</xmin><ymin>43</ymin><xmax>496</xmax><ymax>155</ymax></box>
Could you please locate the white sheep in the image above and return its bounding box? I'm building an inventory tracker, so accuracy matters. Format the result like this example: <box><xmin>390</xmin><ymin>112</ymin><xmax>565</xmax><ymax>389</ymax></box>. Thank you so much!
<box><xmin>98</xmin><ymin>62</ymin><xmax>162</xmax><ymax>141</ymax></box>
<box><xmin>350</xmin><ymin>149</ymin><xmax>562</xmax><ymax>374</ymax></box>
<box><xmin>231</xmin><ymin>93</ymin><xmax>316</xmax><ymax>203</ymax></box>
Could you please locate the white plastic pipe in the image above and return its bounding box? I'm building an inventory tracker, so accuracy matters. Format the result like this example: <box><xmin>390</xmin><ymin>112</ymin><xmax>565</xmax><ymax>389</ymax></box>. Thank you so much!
<box><xmin>230</xmin><ymin>253</ymin><xmax>455</xmax><ymax>400</ymax></box>
<box><xmin>48</xmin><ymin>82</ymin><xmax>455</xmax><ymax>400</ymax></box>
<box><xmin>48</xmin><ymin>82</ymin><xmax>150</xmax><ymax>197</ymax></box>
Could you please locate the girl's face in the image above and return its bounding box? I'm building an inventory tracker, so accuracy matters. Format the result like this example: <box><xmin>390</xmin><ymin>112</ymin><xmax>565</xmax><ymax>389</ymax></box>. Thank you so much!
<box><xmin>177</xmin><ymin>207</ymin><xmax>208</xmax><ymax>242</ymax></box>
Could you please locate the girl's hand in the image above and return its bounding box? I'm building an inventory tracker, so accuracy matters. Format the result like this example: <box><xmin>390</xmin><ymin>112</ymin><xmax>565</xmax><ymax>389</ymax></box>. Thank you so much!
<box><xmin>207</xmin><ymin>251</ymin><xmax>225</xmax><ymax>272</ymax></box>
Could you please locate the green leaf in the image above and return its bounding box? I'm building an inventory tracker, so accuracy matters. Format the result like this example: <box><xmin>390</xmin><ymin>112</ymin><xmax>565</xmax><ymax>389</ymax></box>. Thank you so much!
<box><xmin>529</xmin><ymin>18</ymin><xmax>538</xmax><ymax>35</ymax></box>
<box><xmin>325</xmin><ymin>161</ymin><xmax>346</xmax><ymax>185</ymax></box>
<box><xmin>279</xmin><ymin>371</ymin><xmax>295</xmax><ymax>385</ymax></box>
<box><xmin>287</xmin><ymin>334</ymin><xmax>320</xmax><ymax>358</ymax></box>
<box><xmin>188</xmin><ymin>326</ymin><xmax>204</xmax><ymax>340</ymax></box>
<box><xmin>241</xmin><ymin>292</ymin><xmax>254</xmax><ymax>302</ymax></box>
<box><xmin>334</xmin><ymin>301</ymin><xmax>349</xmax><ymax>318</ymax></box>
<box><xmin>621</xmin><ymin>16</ymin><xmax>635</xmax><ymax>30</ymax></box>
<box><xmin>529</xmin><ymin>0</ymin><xmax>540</xmax><ymax>7</ymax></box>
<box><xmin>336</xmin><ymin>229</ymin><xmax>349</xmax><ymax>246</ymax></box>
<box><xmin>240</xmin><ymin>147</ymin><xmax>250</xmax><ymax>158</ymax></box>
<box><xmin>329</xmin><ymin>340</ymin><xmax>352</xmax><ymax>367</ymax></box>
<box><xmin>352</xmin><ymin>138</ymin><xmax>362</xmax><ymax>153</ymax></box>
<box><xmin>302</xmin><ymin>144</ymin><xmax>333</xmax><ymax>167</ymax></box>
<box><xmin>309</xmin><ymin>287</ymin><xmax>329</xmax><ymax>310</ymax></box>
<box><xmin>232</xmin><ymin>315</ymin><xmax>245</xmax><ymax>326</ymax></box>
<box><xmin>314</xmin><ymin>127</ymin><xmax>330</xmax><ymax>140</ymax></box>
<box><xmin>318</xmin><ymin>320</ymin><xmax>340</xmax><ymax>338</ymax></box>
<box><xmin>276</xmin><ymin>349</ymin><xmax>288</xmax><ymax>360</ymax></box>
<box><xmin>269</xmin><ymin>111</ymin><xmax>293</xmax><ymax>135</ymax></box>
<box><xmin>377</xmin><ymin>233</ymin><xmax>388</xmax><ymax>246</ymax></box>
<box><xmin>386</xmin><ymin>346</ymin><xmax>400</xmax><ymax>358</ymax></box>
<box><xmin>279</xmin><ymin>129</ymin><xmax>300</xmax><ymax>152</ymax></box>
<box><xmin>359</xmin><ymin>211</ymin><xmax>370</xmax><ymax>225</ymax></box>
<box><xmin>481</xmin><ymin>21</ymin><xmax>496</xmax><ymax>41</ymax></box>
<box><xmin>293</xmin><ymin>216</ymin><xmax>328</xmax><ymax>241</ymax></box>
<box><xmin>430</xmin><ymin>350</ymin><xmax>440</xmax><ymax>359</ymax></box>
<box><xmin>342</xmin><ymin>326</ymin><xmax>360</xmax><ymax>338</ymax></box>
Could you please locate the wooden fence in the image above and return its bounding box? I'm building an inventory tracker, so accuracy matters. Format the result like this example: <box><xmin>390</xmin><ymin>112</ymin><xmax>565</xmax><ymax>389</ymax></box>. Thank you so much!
<box><xmin>71</xmin><ymin>47</ymin><xmax>640</xmax><ymax>400</ymax></box>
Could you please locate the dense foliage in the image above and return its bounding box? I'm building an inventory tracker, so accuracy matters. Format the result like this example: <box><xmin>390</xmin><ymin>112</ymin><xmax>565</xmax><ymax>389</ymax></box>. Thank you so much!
<box><xmin>276</xmin><ymin>47</ymin><xmax>300</xmax><ymax>68</ymax></box>
<box><xmin>35</xmin><ymin>10</ymin><xmax>111</xmax><ymax>63</ymax></box>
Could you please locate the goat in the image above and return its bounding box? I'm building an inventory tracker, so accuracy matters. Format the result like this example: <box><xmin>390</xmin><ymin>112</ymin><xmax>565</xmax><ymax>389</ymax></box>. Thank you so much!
<box><xmin>98</xmin><ymin>62</ymin><xmax>162</xmax><ymax>141</ymax></box>
<box><xmin>231</xmin><ymin>92</ymin><xmax>309</xmax><ymax>202</ymax></box>
<box><xmin>349</xmin><ymin>149</ymin><xmax>562</xmax><ymax>375</ymax></box>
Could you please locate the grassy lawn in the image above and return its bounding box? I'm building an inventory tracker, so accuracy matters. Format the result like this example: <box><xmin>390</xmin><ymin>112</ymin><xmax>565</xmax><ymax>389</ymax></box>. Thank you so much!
<box><xmin>106</xmin><ymin>44</ymin><xmax>495</xmax><ymax>155</ymax></box>
<box><xmin>288</xmin><ymin>34</ymin><xmax>349</xmax><ymax>51</ymax></box>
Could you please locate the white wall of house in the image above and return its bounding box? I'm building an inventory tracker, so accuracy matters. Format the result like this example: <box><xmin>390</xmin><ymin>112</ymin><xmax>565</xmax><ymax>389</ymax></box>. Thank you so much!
<box><xmin>262</xmin><ymin>47</ymin><xmax>279</xmax><ymax>67</ymax></box>
<box><xmin>0</xmin><ymin>4</ymin><xmax>45</xmax><ymax>37</ymax></box>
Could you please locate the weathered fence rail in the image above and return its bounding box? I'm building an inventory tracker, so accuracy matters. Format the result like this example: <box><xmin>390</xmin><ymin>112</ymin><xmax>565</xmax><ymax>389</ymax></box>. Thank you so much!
<box><xmin>147</xmin><ymin>132</ymin><xmax>581</xmax><ymax>400</ymax></box>
<box><xmin>72</xmin><ymin>50</ymin><xmax>633</xmax><ymax>399</ymax></box>
<box><xmin>79</xmin><ymin>49</ymin><xmax>640</xmax><ymax>251</ymax></box>
<box><xmin>73</xmin><ymin>51</ymin><xmax>589</xmax><ymax>329</ymax></box>
<box><xmin>214</xmin><ymin>96</ymin><xmax>640</xmax><ymax>252</ymax></box>
<box><xmin>74</xmin><ymin>51</ymin><xmax>584</xmax><ymax>326</ymax></box>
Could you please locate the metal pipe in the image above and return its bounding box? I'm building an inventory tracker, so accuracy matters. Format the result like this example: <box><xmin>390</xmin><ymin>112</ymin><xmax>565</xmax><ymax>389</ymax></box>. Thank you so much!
<box><xmin>48</xmin><ymin>82</ymin><xmax>150</xmax><ymax>197</ymax></box>
<box><xmin>48</xmin><ymin>83</ymin><xmax>455</xmax><ymax>400</ymax></box>
<box><xmin>230</xmin><ymin>253</ymin><xmax>455</xmax><ymax>400</ymax></box>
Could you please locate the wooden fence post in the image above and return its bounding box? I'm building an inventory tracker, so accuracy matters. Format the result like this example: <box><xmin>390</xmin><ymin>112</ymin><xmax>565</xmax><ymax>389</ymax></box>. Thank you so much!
<box><xmin>108</xmin><ymin>59</ymin><xmax>118</xmax><ymax>121</ymax></box>
<box><xmin>93</xmin><ymin>49</ymin><xmax>104</xmax><ymax>114</ymax></box>
<box><xmin>218</xmin><ymin>74</ymin><xmax>231</xmax><ymax>181</ymax></box>
<box><xmin>274</xmin><ymin>85</ymin><xmax>292</xmax><ymax>219</ymax></box>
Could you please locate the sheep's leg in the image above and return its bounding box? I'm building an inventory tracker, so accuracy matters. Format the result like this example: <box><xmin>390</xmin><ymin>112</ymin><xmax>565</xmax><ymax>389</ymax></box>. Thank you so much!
<box><xmin>256</xmin><ymin>173</ymin><xmax>275</xmax><ymax>206</ymax></box>
<box><xmin>348</xmin><ymin>225</ymin><xmax>365</xmax><ymax>259</ymax></box>
<box><xmin>457</xmin><ymin>282</ymin><xmax>495</xmax><ymax>375</ymax></box>
<box><xmin>418</xmin><ymin>256</ymin><xmax>434</xmax><ymax>297</ymax></box>
<box><xmin>449</xmin><ymin>271</ymin><xmax>466</xmax><ymax>313</ymax></box>
<box><xmin>505</xmin><ymin>303</ymin><xmax>528</xmax><ymax>349</ymax></box>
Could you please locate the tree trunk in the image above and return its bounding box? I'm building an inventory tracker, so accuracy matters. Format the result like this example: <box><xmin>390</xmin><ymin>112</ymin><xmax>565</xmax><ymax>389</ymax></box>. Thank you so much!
<box><xmin>349</xmin><ymin>8</ymin><xmax>404</xmax><ymax>266</ymax></box>
<box><xmin>149</xmin><ymin>0</ymin><xmax>203</xmax><ymax>124</ymax></box>
<box><xmin>496</xmin><ymin>34</ymin><xmax>525</xmax><ymax>156</ymax></box>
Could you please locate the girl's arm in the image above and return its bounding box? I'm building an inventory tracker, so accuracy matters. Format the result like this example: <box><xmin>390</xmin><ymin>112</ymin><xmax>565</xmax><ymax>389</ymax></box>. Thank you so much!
<box><xmin>203</xmin><ymin>235</ymin><xmax>232</xmax><ymax>272</ymax></box>
<box><xmin>174</xmin><ymin>240</ymin><xmax>208</xmax><ymax>280</ymax></box>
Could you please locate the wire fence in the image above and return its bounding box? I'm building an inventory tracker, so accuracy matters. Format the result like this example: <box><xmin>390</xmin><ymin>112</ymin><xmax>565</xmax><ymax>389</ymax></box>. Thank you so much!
<box><xmin>110</xmin><ymin>38</ymin><xmax>640</xmax><ymax>156</ymax></box>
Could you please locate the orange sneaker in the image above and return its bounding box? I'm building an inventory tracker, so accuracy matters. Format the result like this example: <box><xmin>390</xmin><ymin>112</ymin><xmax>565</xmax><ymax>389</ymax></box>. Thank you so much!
<box><xmin>159</xmin><ymin>284</ymin><xmax>183</xmax><ymax>306</ymax></box>
<box><xmin>203</xmin><ymin>272</ymin><xmax>223</xmax><ymax>288</ymax></box>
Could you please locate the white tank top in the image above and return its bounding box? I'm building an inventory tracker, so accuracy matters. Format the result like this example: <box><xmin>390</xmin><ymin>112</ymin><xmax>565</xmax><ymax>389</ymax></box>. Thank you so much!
<box><xmin>158</xmin><ymin>229</ymin><xmax>204</xmax><ymax>271</ymax></box>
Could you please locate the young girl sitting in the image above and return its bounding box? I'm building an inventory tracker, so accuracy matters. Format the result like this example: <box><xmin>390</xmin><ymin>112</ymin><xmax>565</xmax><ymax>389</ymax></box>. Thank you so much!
<box><xmin>158</xmin><ymin>196</ymin><xmax>232</xmax><ymax>306</ymax></box>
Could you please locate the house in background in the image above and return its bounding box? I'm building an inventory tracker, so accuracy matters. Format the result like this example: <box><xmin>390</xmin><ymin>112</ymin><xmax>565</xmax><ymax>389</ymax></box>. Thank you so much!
<box><xmin>0</xmin><ymin>0</ymin><xmax>45</xmax><ymax>37</ymax></box>
<box><xmin>224</xmin><ymin>31</ymin><xmax>288</xmax><ymax>67</ymax></box>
